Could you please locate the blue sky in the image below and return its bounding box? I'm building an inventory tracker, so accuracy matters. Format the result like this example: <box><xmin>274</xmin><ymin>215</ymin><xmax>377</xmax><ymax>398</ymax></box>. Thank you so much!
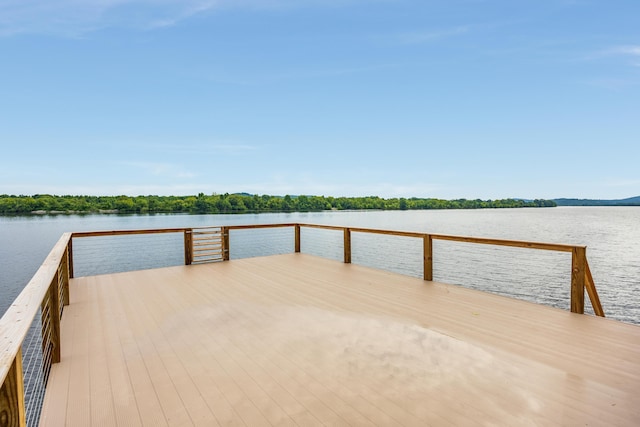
<box><xmin>0</xmin><ymin>0</ymin><xmax>638</xmax><ymax>199</ymax></box>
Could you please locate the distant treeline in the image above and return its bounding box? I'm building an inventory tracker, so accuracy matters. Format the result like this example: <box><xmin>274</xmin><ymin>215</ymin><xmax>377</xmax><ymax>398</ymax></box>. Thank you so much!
<box><xmin>554</xmin><ymin>196</ymin><xmax>640</xmax><ymax>206</ymax></box>
<box><xmin>0</xmin><ymin>193</ymin><xmax>557</xmax><ymax>215</ymax></box>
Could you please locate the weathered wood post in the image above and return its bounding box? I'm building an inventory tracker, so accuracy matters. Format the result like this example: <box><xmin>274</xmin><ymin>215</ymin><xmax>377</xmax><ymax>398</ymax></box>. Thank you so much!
<box><xmin>68</xmin><ymin>238</ymin><xmax>74</xmax><ymax>279</ymax></box>
<box><xmin>184</xmin><ymin>229</ymin><xmax>193</xmax><ymax>265</ymax></box>
<box><xmin>571</xmin><ymin>246</ymin><xmax>586</xmax><ymax>314</ymax></box>
<box><xmin>343</xmin><ymin>228</ymin><xmax>351</xmax><ymax>264</ymax></box>
<box><xmin>62</xmin><ymin>247</ymin><xmax>70</xmax><ymax>307</ymax></box>
<box><xmin>0</xmin><ymin>349</ymin><xmax>26</xmax><ymax>427</ymax></box>
<box><xmin>294</xmin><ymin>224</ymin><xmax>301</xmax><ymax>253</ymax></box>
<box><xmin>49</xmin><ymin>273</ymin><xmax>62</xmax><ymax>364</ymax></box>
<box><xmin>423</xmin><ymin>234</ymin><xmax>433</xmax><ymax>281</ymax></box>
<box><xmin>222</xmin><ymin>226</ymin><xmax>230</xmax><ymax>261</ymax></box>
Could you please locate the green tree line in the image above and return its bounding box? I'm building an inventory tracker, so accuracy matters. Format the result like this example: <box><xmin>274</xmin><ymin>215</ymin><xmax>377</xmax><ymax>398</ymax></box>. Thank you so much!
<box><xmin>0</xmin><ymin>193</ymin><xmax>556</xmax><ymax>215</ymax></box>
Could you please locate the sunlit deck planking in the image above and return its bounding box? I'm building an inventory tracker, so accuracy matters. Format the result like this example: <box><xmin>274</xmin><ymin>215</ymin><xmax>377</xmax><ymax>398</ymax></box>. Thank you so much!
<box><xmin>40</xmin><ymin>253</ymin><xmax>640</xmax><ymax>426</ymax></box>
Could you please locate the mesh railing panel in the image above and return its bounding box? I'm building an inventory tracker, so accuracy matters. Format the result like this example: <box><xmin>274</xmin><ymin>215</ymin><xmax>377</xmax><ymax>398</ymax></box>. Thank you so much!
<box><xmin>23</xmin><ymin>311</ymin><xmax>47</xmax><ymax>427</ymax></box>
<box><xmin>299</xmin><ymin>227</ymin><xmax>343</xmax><ymax>262</ymax></box>
<box><xmin>229</xmin><ymin>227</ymin><xmax>294</xmax><ymax>259</ymax></box>
<box><xmin>432</xmin><ymin>239</ymin><xmax>572</xmax><ymax>310</ymax></box>
<box><xmin>351</xmin><ymin>232</ymin><xmax>423</xmax><ymax>278</ymax></box>
<box><xmin>72</xmin><ymin>233</ymin><xmax>184</xmax><ymax>276</ymax></box>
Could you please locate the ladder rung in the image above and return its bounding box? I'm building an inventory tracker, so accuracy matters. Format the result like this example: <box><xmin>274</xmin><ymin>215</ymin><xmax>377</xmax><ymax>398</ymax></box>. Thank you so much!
<box><xmin>193</xmin><ymin>237</ymin><xmax>222</xmax><ymax>242</ymax></box>
<box><xmin>193</xmin><ymin>242</ymin><xmax>222</xmax><ymax>247</ymax></box>
<box><xmin>194</xmin><ymin>251</ymin><xmax>224</xmax><ymax>257</ymax></box>
<box><xmin>192</xmin><ymin>259</ymin><xmax>223</xmax><ymax>264</ymax></box>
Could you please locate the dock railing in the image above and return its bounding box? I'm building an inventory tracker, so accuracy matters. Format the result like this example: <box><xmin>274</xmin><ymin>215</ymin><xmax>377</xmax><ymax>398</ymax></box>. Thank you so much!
<box><xmin>222</xmin><ymin>223</ymin><xmax>603</xmax><ymax>317</ymax></box>
<box><xmin>0</xmin><ymin>233</ymin><xmax>72</xmax><ymax>427</ymax></box>
<box><xmin>0</xmin><ymin>223</ymin><xmax>604</xmax><ymax>426</ymax></box>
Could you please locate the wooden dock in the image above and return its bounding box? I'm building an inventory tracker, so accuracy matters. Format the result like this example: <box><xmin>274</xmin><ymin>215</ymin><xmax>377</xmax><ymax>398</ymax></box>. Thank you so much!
<box><xmin>39</xmin><ymin>253</ymin><xmax>640</xmax><ymax>426</ymax></box>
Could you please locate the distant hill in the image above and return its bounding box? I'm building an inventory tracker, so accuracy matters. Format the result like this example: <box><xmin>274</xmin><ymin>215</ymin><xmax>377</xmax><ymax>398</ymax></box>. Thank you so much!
<box><xmin>554</xmin><ymin>196</ymin><xmax>640</xmax><ymax>206</ymax></box>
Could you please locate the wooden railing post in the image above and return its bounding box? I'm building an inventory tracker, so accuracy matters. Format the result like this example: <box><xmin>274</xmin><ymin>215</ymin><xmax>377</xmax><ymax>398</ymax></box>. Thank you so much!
<box><xmin>423</xmin><ymin>234</ymin><xmax>433</xmax><ymax>281</ymax></box>
<box><xmin>571</xmin><ymin>246</ymin><xmax>586</xmax><ymax>314</ymax></box>
<box><xmin>62</xmin><ymin>247</ymin><xmax>70</xmax><ymax>307</ymax></box>
<box><xmin>222</xmin><ymin>227</ymin><xmax>230</xmax><ymax>261</ymax></box>
<box><xmin>294</xmin><ymin>224</ymin><xmax>301</xmax><ymax>253</ymax></box>
<box><xmin>184</xmin><ymin>229</ymin><xmax>193</xmax><ymax>265</ymax></box>
<box><xmin>343</xmin><ymin>228</ymin><xmax>351</xmax><ymax>264</ymax></box>
<box><xmin>0</xmin><ymin>349</ymin><xmax>26</xmax><ymax>427</ymax></box>
<box><xmin>49</xmin><ymin>272</ymin><xmax>62</xmax><ymax>364</ymax></box>
<box><xmin>68</xmin><ymin>237</ymin><xmax>74</xmax><ymax>279</ymax></box>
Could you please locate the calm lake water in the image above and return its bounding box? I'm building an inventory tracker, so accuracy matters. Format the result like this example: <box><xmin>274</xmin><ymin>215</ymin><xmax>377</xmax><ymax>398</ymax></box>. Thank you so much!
<box><xmin>1</xmin><ymin>207</ymin><xmax>639</xmax><ymax>324</ymax></box>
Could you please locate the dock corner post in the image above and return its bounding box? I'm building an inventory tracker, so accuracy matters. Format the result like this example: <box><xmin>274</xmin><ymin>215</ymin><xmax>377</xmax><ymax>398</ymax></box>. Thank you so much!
<box><xmin>222</xmin><ymin>226</ymin><xmax>230</xmax><ymax>261</ymax></box>
<box><xmin>423</xmin><ymin>234</ymin><xmax>433</xmax><ymax>281</ymax></box>
<box><xmin>0</xmin><ymin>348</ymin><xmax>27</xmax><ymax>427</ymax></box>
<box><xmin>294</xmin><ymin>224</ymin><xmax>301</xmax><ymax>253</ymax></box>
<box><xmin>571</xmin><ymin>246</ymin><xmax>586</xmax><ymax>314</ymax></box>
<box><xmin>343</xmin><ymin>228</ymin><xmax>352</xmax><ymax>264</ymax></box>
<box><xmin>184</xmin><ymin>229</ymin><xmax>193</xmax><ymax>265</ymax></box>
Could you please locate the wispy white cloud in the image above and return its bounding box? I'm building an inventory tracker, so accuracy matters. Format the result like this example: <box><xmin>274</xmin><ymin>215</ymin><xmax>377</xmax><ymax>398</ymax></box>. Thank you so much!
<box><xmin>609</xmin><ymin>45</ymin><xmax>640</xmax><ymax>56</ymax></box>
<box><xmin>582</xmin><ymin>77</ymin><xmax>640</xmax><ymax>90</ymax></box>
<box><xmin>198</xmin><ymin>62</ymin><xmax>401</xmax><ymax>86</ymax></box>
<box><xmin>236</xmin><ymin>173</ymin><xmax>445</xmax><ymax>198</ymax></box>
<box><xmin>144</xmin><ymin>1</ymin><xmax>222</xmax><ymax>30</ymax></box>
<box><xmin>581</xmin><ymin>44</ymin><xmax>640</xmax><ymax>88</ymax></box>
<box><xmin>153</xmin><ymin>143</ymin><xmax>260</xmax><ymax>155</ymax></box>
<box><xmin>119</xmin><ymin>161</ymin><xmax>196</xmax><ymax>179</ymax></box>
<box><xmin>592</xmin><ymin>44</ymin><xmax>640</xmax><ymax>64</ymax></box>
<box><xmin>604</xmin><ymin>178</ymin><xmax>640</xmax><ymax>189</ymax></box>
<box><xmin>106</xmin><ymin>183</ymin><xmax>202</xmax><ymax>196</ymax></box>
<box><xmin>294</xmin><ymin>63</ymin><xmax>401</xmax><ymax>78</ymax></box>
<box><xmin>612</xmin><ymin>45</ymin><xmax>640</xmax><ymax>67</ymax></box>
<box><xmin>0</xmin><ymin>0</ymin><xmax>377</xmax><ymax>37</ymax></box>
<box><xmin>0</xmin><ymin>176</ymin><xmax>446</xmax><ymax>198</ymax></box>
<box><xmin>0</xmin><ymin>0</ymin><xmax>221</xmax><ymax>36</ymax></box>
<box><xmin>0</xmin><ymin>182</ymin><xmax>203</xmax><ymax>196</ymax></box>
<box><xmin>210</xmin><ymin>144</ymin><xmax>259</xmax><ymax>154</ymax></box>
<box><xmin>248</xmin><ymin>62</ymin><xmax>401</xmax><ymax>84</ymax></box>
<box><xmin>391</xmin><ymin>26</ymin><xmax>470</xmax><ymax>45</ymax></box>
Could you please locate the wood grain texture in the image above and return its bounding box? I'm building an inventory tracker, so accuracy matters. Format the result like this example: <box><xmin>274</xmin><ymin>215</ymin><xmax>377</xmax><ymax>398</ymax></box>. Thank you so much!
<box><xmin>294</xmin><ymin>224</ymin><xmax>301</xmax><ymax>253</ymax></box>
<box><xmin>48</xmin><ymin>272</ymin><xmax>61</xmax><ymax>364</ymax></box>
<box><xmin>61</xmin><ymin>248</ymin><xmax>70</xmax><ymax>307</ymax></box>
<box><xmin>343</xmin><ymin>228</ymin><xmax>351</xmax><ymax>264</ymax></box>
<box><xmin>183</xmin><ymin>230</ymin><xmax>193</xmax><ymax>265</ymax></box>
<box><xmin>0</xmin><ymin>233</ymin><xmax>71</xmax><ymax>387</ymax></box>
<box><xmin>0</xmin><ymin>349</ymin><xmax>25</xmax><ymax>427</ymax></box>
<box><xmin>571</xmin><ymin>246</ymin><xmax>587</xmax><ymax>314</ymax></box>
<box><xmin>423</xmin><ymin>234</ymin><xmax>433</xmax><ymax>281</ymax></box>
<box><xmin>40</xmin><ymin>254</ymin><xmax>640</xmax><ymax>426</ymax></box>
<box><xmin>72</xmin><ymin>229</ymin><xmax>189</xmax><ymax>238</ymax></box>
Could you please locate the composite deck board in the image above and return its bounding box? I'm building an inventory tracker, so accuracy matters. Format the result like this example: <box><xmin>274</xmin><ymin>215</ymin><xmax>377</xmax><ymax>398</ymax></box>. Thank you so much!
<box><xmin>40</xmin><ymin>253</ymin><xmax>640</xmax><ymax>426</ymax></box>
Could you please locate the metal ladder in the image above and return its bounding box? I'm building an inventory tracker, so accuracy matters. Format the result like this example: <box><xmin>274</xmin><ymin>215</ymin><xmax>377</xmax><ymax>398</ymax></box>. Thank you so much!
<box><xmin>191</xmin><ymin>226</ymin><xmax>224</xmax><ymax>264</ymax></box>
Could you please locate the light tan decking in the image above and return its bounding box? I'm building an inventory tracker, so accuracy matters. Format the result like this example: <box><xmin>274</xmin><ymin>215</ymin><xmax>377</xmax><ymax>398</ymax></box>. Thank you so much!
<box><xmin>40</xmin><ymin>253</ymin><xmax>640</xmax><ymax>426</ymax></box>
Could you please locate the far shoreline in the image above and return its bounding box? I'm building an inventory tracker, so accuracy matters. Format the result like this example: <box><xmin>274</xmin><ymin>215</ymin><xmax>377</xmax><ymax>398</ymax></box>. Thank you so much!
<box><xmin>1</xmin><ymin>193</ymin><xmax>559</xmax><ymax>216</ymax></box>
